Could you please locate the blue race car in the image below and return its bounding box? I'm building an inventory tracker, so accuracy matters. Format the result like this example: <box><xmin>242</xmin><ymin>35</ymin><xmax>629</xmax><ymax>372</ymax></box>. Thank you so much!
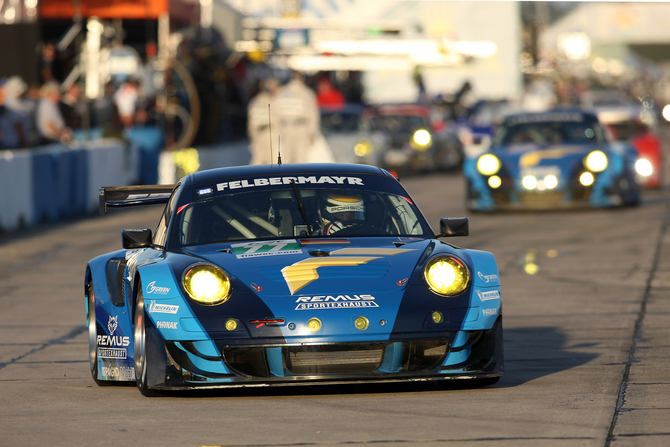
<box><xmin>463</xmin><ymin>109</ymin><xmax>645</xmax><ymax>211</ymax></box>
<box><xmin>86</xmin><ymin>163</ymin><xmax>503</xmax><ymax>395</ymax></box>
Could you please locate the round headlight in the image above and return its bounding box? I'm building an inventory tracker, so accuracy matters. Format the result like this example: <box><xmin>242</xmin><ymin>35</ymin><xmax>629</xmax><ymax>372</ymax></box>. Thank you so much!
<box><xmin>424</xmin><ymin>256</ymin><xmax>470</xmax><ymax>296</ymax></box>
<box><xmin>183</xmin><ymin>264</ymin><xmax>231</xmax><ymax>305</ymax></box>
<box><xmin>477</xmin><ymin>154</ymin><xmax>501</xmax><ymax>176</ymax></box>
<box><xmin>585</xmin><ymin>150</ymin><xmax>608</xmax><ymax>172</ymax></box>
<box><xmin>412</xmin><ymin>129</ymin><xmax>432</xmax><ymax>149</ymax></box>
<box><xmin>635</xmin><ymin>158</ymin><xmax>653</xmax><ymax>176</ymax></box>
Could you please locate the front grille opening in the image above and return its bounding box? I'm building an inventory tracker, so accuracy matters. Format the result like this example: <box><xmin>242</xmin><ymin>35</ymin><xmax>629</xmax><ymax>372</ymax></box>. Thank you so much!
<box><xmin>286</xmin><ymin>344</ymin><xmax>385</xmax><ymax>375</ymax></box>
<box><xmin>222</xmin><ymin>339</ymin><xmax>449</xmax><ymax>378</ymax></box>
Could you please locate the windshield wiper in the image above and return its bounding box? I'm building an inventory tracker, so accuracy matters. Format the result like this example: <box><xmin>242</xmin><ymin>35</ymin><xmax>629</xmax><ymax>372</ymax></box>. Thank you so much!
<box><xmin>290</xmin><ymin>180</ymin><xmax>313</xmax><ymax>237</ymax></box>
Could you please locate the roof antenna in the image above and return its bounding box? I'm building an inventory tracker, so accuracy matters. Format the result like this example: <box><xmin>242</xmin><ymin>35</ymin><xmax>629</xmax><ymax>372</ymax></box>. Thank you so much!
<box><xmin>278</xmin><ymin>135</ymin><xmax>282</xmax><ymax>166</ymax></box>
<box><xmin>268</xmin><ymin>104</ymin><xmax>273</xmax><ymax>166</ymax></box>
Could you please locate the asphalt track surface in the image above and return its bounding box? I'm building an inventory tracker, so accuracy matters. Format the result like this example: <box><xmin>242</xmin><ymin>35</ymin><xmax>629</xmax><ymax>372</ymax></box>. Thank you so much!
<box><xmin>1</xmin><ymin>171</ymin><xmax>669</xmax><ymax>447</ymax></box>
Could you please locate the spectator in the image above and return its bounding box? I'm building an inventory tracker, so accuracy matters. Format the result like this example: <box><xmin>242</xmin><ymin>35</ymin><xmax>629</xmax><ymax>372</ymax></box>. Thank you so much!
<box><xmin>3</xmin><ymin>76</ymin><xmax>36</xmax><ymax>146</ymax></box>
<box><xmin>0</xmin><ymin>78</ymin><xmax>29</xmax><ymax>149</ymax></box>
<box><xmin>60</xmin><ymin>83</ymin><xmax>87</xmax><ymax>129</ymax></box>
<box><xmin>36</xmin><ymin>80</ymin><xmax>72</xmax><ymax>144</ymax></box>
<box><xmin>316</xmin><ymin>76</ymin><xmax>345</xmax><ymax>107</ymax></box>
<box><xmin>274</xmin><ymin>70</ymin><xmax>321</xmax><ymax>164</ymax></box>
<box><xmin>114</xmin><ymin>79</ymin><xmax>140</xmax><ymax>128</ymax></box>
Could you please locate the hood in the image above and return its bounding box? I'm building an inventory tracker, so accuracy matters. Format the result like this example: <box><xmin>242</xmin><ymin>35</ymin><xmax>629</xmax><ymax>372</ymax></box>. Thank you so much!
<box><xmin>186</xmin><ymin>237</ymin><xmax>431</xmax><ymax>299</ymax></box>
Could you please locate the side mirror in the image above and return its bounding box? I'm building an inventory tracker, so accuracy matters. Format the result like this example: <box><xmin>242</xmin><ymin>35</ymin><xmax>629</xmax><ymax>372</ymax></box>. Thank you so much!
<box><xmin>122</xmin><ymin>228</ymin><xmax>153</xmax><ymax>249</ymax></box>
<box><xmin>437</xmin><ymin>217</ymin><xmax>469</xmax><ymax>237</ymax></box>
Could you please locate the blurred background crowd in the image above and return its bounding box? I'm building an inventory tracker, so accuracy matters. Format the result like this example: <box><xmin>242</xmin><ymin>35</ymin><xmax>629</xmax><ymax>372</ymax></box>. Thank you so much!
<box><xmin>1</xmin><ymin>1</ymin><xmax>670</xmax><ymax>167</ymax></box>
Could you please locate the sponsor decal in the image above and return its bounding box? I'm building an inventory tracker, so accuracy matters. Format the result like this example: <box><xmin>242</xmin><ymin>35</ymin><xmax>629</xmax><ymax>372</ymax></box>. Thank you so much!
<box><xmin>98</xmin><ymin>348</ymin><xmax>127</xmax><ymax>359</ymax></box>
<box><xmin>156</xmin><ymin>321</ymin><xmax>178</xmax><ymax>329</ymax></box>
<box><xmin>97</xmin><ymin>334</ymin><xmax>130</xmax><ymax>347</ymax></box>
<box><xmin>295</xmin><ymin>294</ymin><xmax>378</xmax><ymax>310</ymax></box>
<box><xmin>251</xmin><ymin>283</ymin><xmax>263</xmax><ymax>292</ymax></box>
<box><xmin>108</xmin><ymin>315</ymin><xmax>118</xmax><ymax>335</ymax></box>
<box><xmin>475</xmin><ymin>289</ymin><xmax>501</xmax><ymax>302</ymax></box>
<box><xmin>482</xmin><ymin>308</ymin><xmax>499</xmax><ymax>317</ymax></box>
<box><xmin>477</xmin><ymin>272</ymin><xmax>499</xmax><ymax>283</ymax></box>
<box><xmin>101</xmin><ymin>366</ymin><xmax>135</xmax><ymax>380</ymax></box>
<box><xmin>232</xmin><ymin>240</ymin><xmax>302</xmax><ymax>258</ymax></box>
<box><xmin>217</xmin><ymin>176</ymin><xmax>364</xmax><ymax>191</ymax></box>
<box><xmin>148</xmin><ymin>300</ymin><xmax>179</xmax><ymax>314</ymax></box>
<box><xmin>281</xmin><ymin>247</ymin><xmax>415</xmax><ymax>294</ymax></box>
<box><xmin>396</xmin><ymin>278</ymin><xmax>408</xmax><ymax>286</ymax></box>
<box><xmin>146</xmin><ymin>281</ymin><xmax>170</xmax><ymax>295</ymax></box>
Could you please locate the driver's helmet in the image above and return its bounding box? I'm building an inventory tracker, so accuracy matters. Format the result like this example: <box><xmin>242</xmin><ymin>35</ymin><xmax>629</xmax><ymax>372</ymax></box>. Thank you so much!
<box><xmin>319</xmin><ymin>192</ymin><xmax>365</xmax><ymax>232</ymax></box>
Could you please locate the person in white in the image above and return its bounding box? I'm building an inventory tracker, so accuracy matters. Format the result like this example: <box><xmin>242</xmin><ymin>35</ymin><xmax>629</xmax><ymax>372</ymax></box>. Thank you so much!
<box><xmin>35</xmin><ymin>80</ymin><xmax>72</xmax><ymax>143</ymax></box>
<box><xmin>248</xmin><ymin>78</ymin><xmax>281</xmax><ymax>165</ymax></box>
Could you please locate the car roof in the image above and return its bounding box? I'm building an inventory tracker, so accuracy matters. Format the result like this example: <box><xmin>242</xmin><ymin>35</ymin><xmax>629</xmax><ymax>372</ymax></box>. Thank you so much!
<box><xmin>182</xmin><ymin>163</ymin><xmax>390</xmax><ymax>186</ymax></box>
<box><xmin>502</xmin><ymin>108</ymin><xmax>598</xmax><ymax>123</ymax></box>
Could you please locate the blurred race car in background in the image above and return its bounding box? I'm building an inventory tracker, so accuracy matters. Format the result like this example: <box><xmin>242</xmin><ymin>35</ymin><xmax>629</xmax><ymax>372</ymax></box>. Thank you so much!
<box><xmin>319</xmin><ymin>104</ymin><xmax>387</xmax><ymax>165</ymax></box>
<box><xmin>581</xmin><ymin>90</ymin><xmax>662</xmax><ymax>189</ymax></box>
<box><xmin>87</xmin><ymin>163</ymin><xmax>503</xmax><ymax>395</ymax></box>
<box><xmin>464</xmin><ymin>109</ymin><xmax>648</xmax><ymax>211</ymax></box>
<box><xmin>367</xmin><ymin>104</ymin><xmax>464</xmax><ymax>175</ymax></box>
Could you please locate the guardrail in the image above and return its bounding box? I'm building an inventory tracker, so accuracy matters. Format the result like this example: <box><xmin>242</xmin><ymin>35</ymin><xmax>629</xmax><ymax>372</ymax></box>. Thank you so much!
<box><xmin>0</xmin><ymin>131</ymin><xmax>252</xmax><ymax>234</ymax></box>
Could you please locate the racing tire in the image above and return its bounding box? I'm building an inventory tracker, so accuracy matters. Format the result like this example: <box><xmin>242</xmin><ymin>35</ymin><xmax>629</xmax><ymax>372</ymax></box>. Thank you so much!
<box><xmin>437</xmin><ymin>376</ymin><xmax>500</xmax><ymax>390</ymax></box>
<box><xmin>87</xmin><ymin>281</ymin><xmax>112</xmax><ymax>386</ymax></box>
<box><xmin>133</xmin><ymin>286</ymin><xmax>162</xmax><ymax>397</ymax></box>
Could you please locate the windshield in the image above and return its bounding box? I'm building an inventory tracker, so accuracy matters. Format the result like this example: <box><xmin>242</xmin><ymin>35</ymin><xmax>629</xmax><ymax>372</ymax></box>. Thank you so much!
<box><xmin>170</xmin><ymin>176</ymin><xmax>431</xmax><ymax>247</ymax></box>
<box><xmin>369</xmin><ymin>115</ymin><xmax>428</xmax><ymax>132</ymax></box>
<box><xmin>493</xmin><ymin>114</ymin><xmax>607</xmax><ymax>148</ymax></box>
<box><xmin>320</xmin><ymin>111</ymin><xmax>363</xmax><ymax>133</ymax></box>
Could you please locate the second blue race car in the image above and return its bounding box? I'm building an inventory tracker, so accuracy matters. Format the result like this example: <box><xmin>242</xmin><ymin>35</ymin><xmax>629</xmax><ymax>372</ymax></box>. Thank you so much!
<box><xmin>464</xmin><ymin>109</ymin><xmax>647</xmax><ymax>211</ymax></box>
<box><xmin>86</xmin><ymin>163</ymin><xmax>503</xmax><ymax>395</ymax></box>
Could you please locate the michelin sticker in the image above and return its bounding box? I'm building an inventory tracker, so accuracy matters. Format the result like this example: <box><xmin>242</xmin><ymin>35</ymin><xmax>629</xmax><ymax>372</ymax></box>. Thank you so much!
<box><xmin>148</xmin><ymin>300</ymin><xmax>179</xmax><ymax>314</ymax></box>
<box><xmin>217</xmin><ymin>176</ymin><xmax>364</xmax><ymax>191</ymax></box>
<box><xmin>475</xmin><ymin>289</ymin><xmax>501</xmax><ymax>302</ymax></box>
<box><xmin>232</xmin><ymin>240</ymin><xmax>302</xmax><ymax>258</ymax></box>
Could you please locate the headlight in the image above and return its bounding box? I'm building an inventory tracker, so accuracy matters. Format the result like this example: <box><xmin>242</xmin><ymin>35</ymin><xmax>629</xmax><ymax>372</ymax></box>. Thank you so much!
<box><xmin>477</xmin><ymin>154</ymin><xmax>501</xmax><ymax>176</ymax></box>
<box><xmin>354</xmin><ymin>139</ymin><xmax>374</xmax><ymax>157</ymax></box>
<box><xmin>585</xmin><ymin>150</ymin><xmax>608</xmax><ymax>172</ymax></box>
<box><xmin>183</xmin><ymin>264</ymin><xmax>231</xmax><ymax>305</ymax></box>
<box><xmin>424</xmin><ymin>256</ymin><xmax>469</xmax><ymax>296</ymax></box>
<box><xmin>635</xmin><ymin>158</ymin><xmax>653</xmax><ymax>177</ymax></box>
<box><xmin>411</xmin><ymin>129</ymin><xmax>432</xmax><ymax>150</ymax></box>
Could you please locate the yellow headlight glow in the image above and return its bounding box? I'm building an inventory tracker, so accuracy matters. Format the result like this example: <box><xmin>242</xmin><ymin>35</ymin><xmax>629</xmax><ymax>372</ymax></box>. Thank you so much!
<box><xmin>522</xmin><ymin>175</ymin><xmax>537</xmax><ymax>190</ymax></box>
<box><xmin>354</xmin><ymin>140</ymin><xmax>374</xmax><ymax>157</ymax></box>
<box><xmin>580</xmin><ymin>172</ymin><xmax>594</xmax><ymax>186</ymax></box>
<box><xmin>477</xmin><ymin>154</ymin><xmax>501</xmax><ymax>176</ymax></box>
<box><xmin>544</xmin><ymin>175</ymin><xmax>558</xmax><ymax>189</ymax></box>
<box><xmin>431</xmin><ymin>311</ymin><xmax>444</xmax><ymax>324</ymax></box>
<box><xmin>183</xmin><ymin>264</ymin><xmax>231</xmax><ymax>305</ymax></box>
<box><xmin>488</xmin><ymin>175</ymin><xmax>502</xmax><ymax>188</ymax></box>
<box><xmin>585</xmin><ymin>150</ymin><xmax>608</xmax><ymax>172</ymax></box>
<box><xmin>307</xmin><ymin>318</ymin><xmax>322</xmax><ymax>332</ymax></box>
<box><xmin>411</xmin><ymin>129</ymin><xmax>432</xmax><ymax>150</ymax></box>
<box><xmin>424</xmin><ymin>256</ymin><xmax>469</xmax><ymax>296</ymax></box>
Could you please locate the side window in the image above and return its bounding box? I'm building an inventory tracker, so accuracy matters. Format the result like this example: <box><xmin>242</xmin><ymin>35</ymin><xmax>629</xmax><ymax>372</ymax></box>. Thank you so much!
<box><xmin>154</xmin><ymin>186</ymin><xmax>180</xmax><ymax>247</ymax></box>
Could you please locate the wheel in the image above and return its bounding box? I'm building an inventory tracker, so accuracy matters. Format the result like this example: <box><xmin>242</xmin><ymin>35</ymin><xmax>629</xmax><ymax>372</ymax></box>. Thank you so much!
<box><xmin>133</xmin><ymin>286</ymin><xmax>160</xmax><ymax>396</ymax></box>
<box><xmin>87</xmin><ymin>281</ymin><xmax>111</xmax><ymax>386</ymax></box>
<box><xmin>437</xmin><ymin>376</ymin><xmax>500</xmax><ymax>390</ymax></box>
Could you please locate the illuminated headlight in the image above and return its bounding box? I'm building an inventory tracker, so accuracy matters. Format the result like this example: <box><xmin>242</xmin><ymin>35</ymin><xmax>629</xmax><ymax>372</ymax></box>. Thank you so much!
<box><xmin>411</xmin><ymin>129</ymin><xmax>432</xmax><ymax>150</ymax></box>
<box><xmin>580</xmin><ymin>172</ymin><xmax>594</xmax><ymax>186</ymax></box>
<box><xmin>488</xmin><ymin>175</ymin><xmax>502</xmax><ymax>188</ymax></box>
<box><xmin>424</xmin><ymin>256</ymin><xmax>469</xmax><ymax>296</ymax></box>
<box><xmin>522</xmin><ymin>176</ymin><xmax>537</xmax><ymax>190</ymax></box>
<box><xmin>585</xmin><ymin>150</ymin><xmax>608</xmax><ymax>172</ymax></box>
<box><xmin>477</xmin><ymin>154</ymin><xmax>501</xmax><ymax>175</ymax></box>
<box><xmin>544</xmin><ymin>175</ymin><xmax>558</xmax><ymax>189</ymax></box>
<box><xmin>183</xmin><ymin>264</ymin><xmax>231</xmax><ymax>305</ymax></box>
<box><xmin>354</xmin><ymin>139</ymin><xmax>374</xmax><ymax>157</ymax></box>
<box><xmin>635</xmin><ymin>158</ymin><xmax>653</xmax><ymax>177</ymax></box>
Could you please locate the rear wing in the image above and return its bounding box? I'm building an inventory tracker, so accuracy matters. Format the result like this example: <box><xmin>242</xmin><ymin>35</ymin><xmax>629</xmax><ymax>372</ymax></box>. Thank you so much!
<box><xmin>99</xmin><ymin>185</ymin><xmax>177</xmax><ymax>214</ymax></box>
